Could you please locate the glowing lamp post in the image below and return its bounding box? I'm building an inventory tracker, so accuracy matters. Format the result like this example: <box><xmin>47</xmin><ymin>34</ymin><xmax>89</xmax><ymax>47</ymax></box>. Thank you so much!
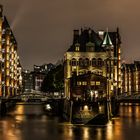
<box><xmin>90</xmin><ymin>91</ymin><xmax>94</xmax><ymax>101</ymax></box>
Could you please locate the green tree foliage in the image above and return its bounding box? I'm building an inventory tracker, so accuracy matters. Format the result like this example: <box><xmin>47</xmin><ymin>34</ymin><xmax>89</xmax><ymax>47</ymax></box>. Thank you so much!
<box><xmin>41</xmin><ymin>64</ymin><xmax>64</xmax><ymax>93</ymax></box>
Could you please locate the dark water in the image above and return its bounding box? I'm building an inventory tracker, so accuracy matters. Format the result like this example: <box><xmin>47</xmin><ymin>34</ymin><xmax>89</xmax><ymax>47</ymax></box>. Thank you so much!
<box><xmin>0</xmin><ymin>103</ymin><xmax>140</xmax><ymax>140</ymax></box>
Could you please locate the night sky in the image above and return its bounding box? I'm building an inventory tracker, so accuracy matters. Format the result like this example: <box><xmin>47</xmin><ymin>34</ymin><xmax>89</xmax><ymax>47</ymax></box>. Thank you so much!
<box><xmin>1</xmin><ymin>0</ymin><xmax>140</xmax><ymax>70</ymax></box>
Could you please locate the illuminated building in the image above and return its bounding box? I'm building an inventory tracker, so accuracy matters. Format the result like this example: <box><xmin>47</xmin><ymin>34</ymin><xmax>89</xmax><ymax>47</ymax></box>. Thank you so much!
<box><xmin>22</xmin><ymin>64</ymin><xmax>54</xmax><ymax>93</ymax></box>
<box><xmin>122</xmin><ymin>61</ymin><xmax>140</xmax><ymax>95</ymax></box>
<box><xmin>32</xmin><ymin>63</ymin><xmax>54</xmax><ymax>91</ymax></box>
<box><xmin>64</xmin><ymin>28</ymin><xmax>121</xmax><ymax>99</ymax></box>
<box><xmin>0</xmin><ymin>5</ymin><xmax>22</xmax><ymax>97</ymax></box>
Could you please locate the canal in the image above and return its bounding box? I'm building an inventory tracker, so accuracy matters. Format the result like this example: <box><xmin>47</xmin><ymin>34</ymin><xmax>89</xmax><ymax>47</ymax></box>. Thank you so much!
<box><xmin>0</xmin><ymin>103</ymin><xmax>140</xmax><ymax>140</ymax></box>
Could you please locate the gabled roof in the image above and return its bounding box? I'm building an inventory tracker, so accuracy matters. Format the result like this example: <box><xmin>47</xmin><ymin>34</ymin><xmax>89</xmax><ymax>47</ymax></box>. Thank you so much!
<box><xmin>68</xmin><ymin>28</ymin><xmax>104</xmax><ymax>52</ymax></box>
<box><xmin>67</xmin><ymin>28</ymin><xmax>121</xmax><ymax>53</ymax></box>
<box><xmin>2</xmin><ymin>16</ymin><xmax>17</xmax><ymax>45</ymax></box>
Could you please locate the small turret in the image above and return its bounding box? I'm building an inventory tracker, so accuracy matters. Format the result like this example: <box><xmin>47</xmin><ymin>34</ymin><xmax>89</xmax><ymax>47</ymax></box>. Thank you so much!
<box><xmin>102</xmin><ymin>29</ymin><xmax>114</xmax><ymax>56</ymax></box>
<box><xmin>102</xmin><ymin>31</ymin><xmax>113</xmax><ymax>47</ymax></box>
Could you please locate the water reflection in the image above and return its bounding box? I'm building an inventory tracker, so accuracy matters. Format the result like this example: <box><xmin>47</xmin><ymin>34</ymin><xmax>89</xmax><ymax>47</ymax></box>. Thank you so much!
<box><xmin>0</xmin><ymin>104</ymin><xmax>140</xmax><ymax>140</ymax></box>
<box><xmin>83</xmin><ymin>127</ymin><xmax>89</xmax><ymax>139</ymax></box>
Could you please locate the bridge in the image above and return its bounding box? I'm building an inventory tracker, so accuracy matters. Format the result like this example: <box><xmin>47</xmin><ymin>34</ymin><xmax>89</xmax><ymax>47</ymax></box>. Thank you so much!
<box><xmin>0</xmin><ymin>92</ymin><xmax>50</xmax><ymax>103</ymax></box>
<box><xmin>117</xmin><ymin>93</ymin><xmax>140</xmax><ymax>103</ymax></box>
<box><xmin>0</xmin><ymin>91</ymin><xmax>63</xmax><ymax>115</ymax></box>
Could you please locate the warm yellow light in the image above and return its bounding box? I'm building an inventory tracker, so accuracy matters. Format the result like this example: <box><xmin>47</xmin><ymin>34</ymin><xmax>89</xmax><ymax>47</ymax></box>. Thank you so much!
<box><xmin>77</xmin><ymin>81</ymin><xmax>81</xmax><ymax>85</ymax></box>
<box><xmin>82</xmin><ymin>81</ymin><xmax>87</xmax><ymax>85</ymax></box>
<box><xmin>6</xmin><ymin>69</ymin><xmax>10</xmax><ymax>75</ymax></box>
<box><xmin>84</xmin><ymin>105</ymin><xmax>88</xmax><ymax>111</ymax></box>
<box><xmin>90</xmin><ymin>81</ymin><xmax>95</xmax><ymax>85</ymax></box>
<box><xmin>96</xmin><ymin>81</ymin><xmax>100</xmax><ymax>85</ymax></box>
<box><xmin>6</xmin><ymin>79</ymin><xmax>9</xmax><ymax>86</ymax></box>
<box><xmin>83</xmin><ymin>127</ymin><xmax>89</xmax><ymax>139</ymax></box>
<box><xmin>118</xmin><ymin>48</ymin><xmax>121</xmax><ymax>53</ymax></box>
<box><xmin>75</xmin><ymin>46</ymin><xmax>79</xmax><ymax>51</ymax></box>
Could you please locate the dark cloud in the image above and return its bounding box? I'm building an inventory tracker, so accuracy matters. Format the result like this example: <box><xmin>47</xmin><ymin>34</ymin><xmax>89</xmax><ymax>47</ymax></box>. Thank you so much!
<box><xmin>1</xmin><ymin>0</ymin><xmax>140</xmax><ymax>69</ymax></box>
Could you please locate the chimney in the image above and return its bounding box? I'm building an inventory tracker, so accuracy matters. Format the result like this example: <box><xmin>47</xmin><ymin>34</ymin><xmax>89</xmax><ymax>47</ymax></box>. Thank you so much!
<box><xmin>73</xmin><ymin>29</ymin><xmax>79</xmax><ymax>43</ymax></box>
<box><xmin>0</xmin><ymin>4</ymin><xmax>3</xmax><ymax>17</ymax></box>
<box><xmin>73</xmin><ymin>29</ymin><xmax>79</xmax><ymax>36</ymax></box>
<box><xmin>98</xmin><ymin>30</ymin><xmax>104</xmax><ymax>40</ymax></box>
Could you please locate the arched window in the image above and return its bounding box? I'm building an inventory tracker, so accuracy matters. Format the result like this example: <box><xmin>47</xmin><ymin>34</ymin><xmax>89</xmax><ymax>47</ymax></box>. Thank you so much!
<box><xmin>92</xmin><ymin>58</ymin><xmax>96</xmax><ymax>67</ymax></box>
<box><xmin>71</xmin><ymin>58</ymin><xmax>77</xmax><ymax>66</ymax></box>
<box><xmin>97</xmin><ymin>58</ymin><xmax>103</xmax><ymax>66</ymax></box>
<box><xmin>79</xmin><ymin>58</ymin><xmax>83</xmax><ymax>67</ymax></box>
<box><xmin>84</xmin><ymin>58</ymin><xmax>90</xmax><ymax>66</ymax></box>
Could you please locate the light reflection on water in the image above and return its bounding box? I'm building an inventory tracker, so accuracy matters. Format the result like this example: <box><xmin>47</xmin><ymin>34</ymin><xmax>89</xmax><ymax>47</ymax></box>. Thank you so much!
<box><xmin>0</xmin><ymin>104</ymin><xmax>140</xmax><ymax>140</ymax></box>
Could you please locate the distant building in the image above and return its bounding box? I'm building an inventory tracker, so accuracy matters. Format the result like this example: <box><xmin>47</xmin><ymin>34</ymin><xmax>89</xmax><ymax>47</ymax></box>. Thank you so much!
<box><xmin>32</xmin><ymin>63</ymin><xmax>54</xmax><ymax>91</ymax></box>
<box><xmin>0</xmin><ymin>5</ymin><xmax>22</xmax><ymax>97</ymax></box>
<box><xmin>34</xmin><ymin>63</ymin><xmax>54</xmax><ymax>73</ymax></box>
<box><xmin>22</xmin><ymin>64</ymin><xmax>55</xmax><ymax>93</ymax></box>
<box><xmin>22</xmin><ymin>70</ymin><xmax>34</xmax><ymax>93</ymax></box>
<box><xmin>64</xmin><ymin>28</ymin><xmax>122</xmax><ymax>98</ymax></box>
<box><xmin>122</xmin><ymin>61</ymin><xmax>140</xmax><ymax>94</ymax></box>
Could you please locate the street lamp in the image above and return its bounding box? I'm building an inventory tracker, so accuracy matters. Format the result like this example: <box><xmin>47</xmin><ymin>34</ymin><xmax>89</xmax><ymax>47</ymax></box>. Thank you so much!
<box><xmin>90</xmin><ymin>90</ymin><xmax>94</xmax><ymax>101</ymax></box>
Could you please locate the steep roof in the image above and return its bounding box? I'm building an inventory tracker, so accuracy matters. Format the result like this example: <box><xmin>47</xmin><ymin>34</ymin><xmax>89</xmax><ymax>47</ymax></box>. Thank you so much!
<box><xmin>102</xmin><ymin>31</ymin><xmax>113</xmax><ymax>46</ymax></box>
<box><xmin>2</xmin><ymin>16</ymin><xmax>17</xmax><ymax>45</ymax></box>
<box><xmin>68</xmin><ymin>28</ymin><xmax>104</xmax><ymax>52</ymax></box>
<box><xmin>67</xmin><ymin>28</ymin><xmax>121</xmax><ymax>54</ymax></box>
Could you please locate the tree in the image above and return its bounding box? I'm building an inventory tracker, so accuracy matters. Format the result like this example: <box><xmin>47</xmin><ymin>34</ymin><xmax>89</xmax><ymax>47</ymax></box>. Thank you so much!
<box><xmin>41</xmin><ymin>64</ymin><xmax>64</xmax><ymax>93</ymax></box>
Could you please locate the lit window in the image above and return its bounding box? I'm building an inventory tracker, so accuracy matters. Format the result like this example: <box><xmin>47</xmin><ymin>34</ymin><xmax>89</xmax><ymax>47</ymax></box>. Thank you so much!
<box><xmin>91</xmin><ymin>81</ymin><xmax>95</xmax><ymax>85</ymax></box>
<box><xmin>75</xmin><ymin>46</ymin><xmax>79</xmax><ymax>51</ymax></box>
<box><xmin>77</xmin><ymin>81</ymin><xmax>81</xmax><ymax>86</ymax></box>
<box><xmin>6</xmin><ymin>61</ymin><xmax>9</xmax><ymax>68</ymax></box>
<box><xmin>6</xmin><ymin>69</ymin><xmax>10</xmax><ymax>75</ymax></box>
<box><xmin>96</xmin><ymin>81</ymin><xmax>100</xmax><ymax>85</ymax></box>
<box><xmin>75</xmin><ymin>43</ymin><xmax>80</xmax><ymax>51</ymax></box>
<box><xmin>6</xmin><ymin>47</ymin><xmax>10</xmax><ymax>53</ymax></box>
<box><xmin>82</xmin><ymin>81</ymin><xmax>87</xmax><ymax>85</ymax></box>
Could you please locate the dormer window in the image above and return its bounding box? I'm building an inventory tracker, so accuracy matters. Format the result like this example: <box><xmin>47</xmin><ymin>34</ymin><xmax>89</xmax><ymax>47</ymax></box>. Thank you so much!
<box><xmin>75</xmin><ymin>46</ymin><xmax>79</xmax><ymax>51</ymax></box>
<box><xmin>86</xmin><ymin>42</ymin><xmax>95</xmax><ymax>52</ymax></box>
<box><xmin>75</xmin><ymin>43</ymin><xmax>80</xmax><ymax>51</ymax></box>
